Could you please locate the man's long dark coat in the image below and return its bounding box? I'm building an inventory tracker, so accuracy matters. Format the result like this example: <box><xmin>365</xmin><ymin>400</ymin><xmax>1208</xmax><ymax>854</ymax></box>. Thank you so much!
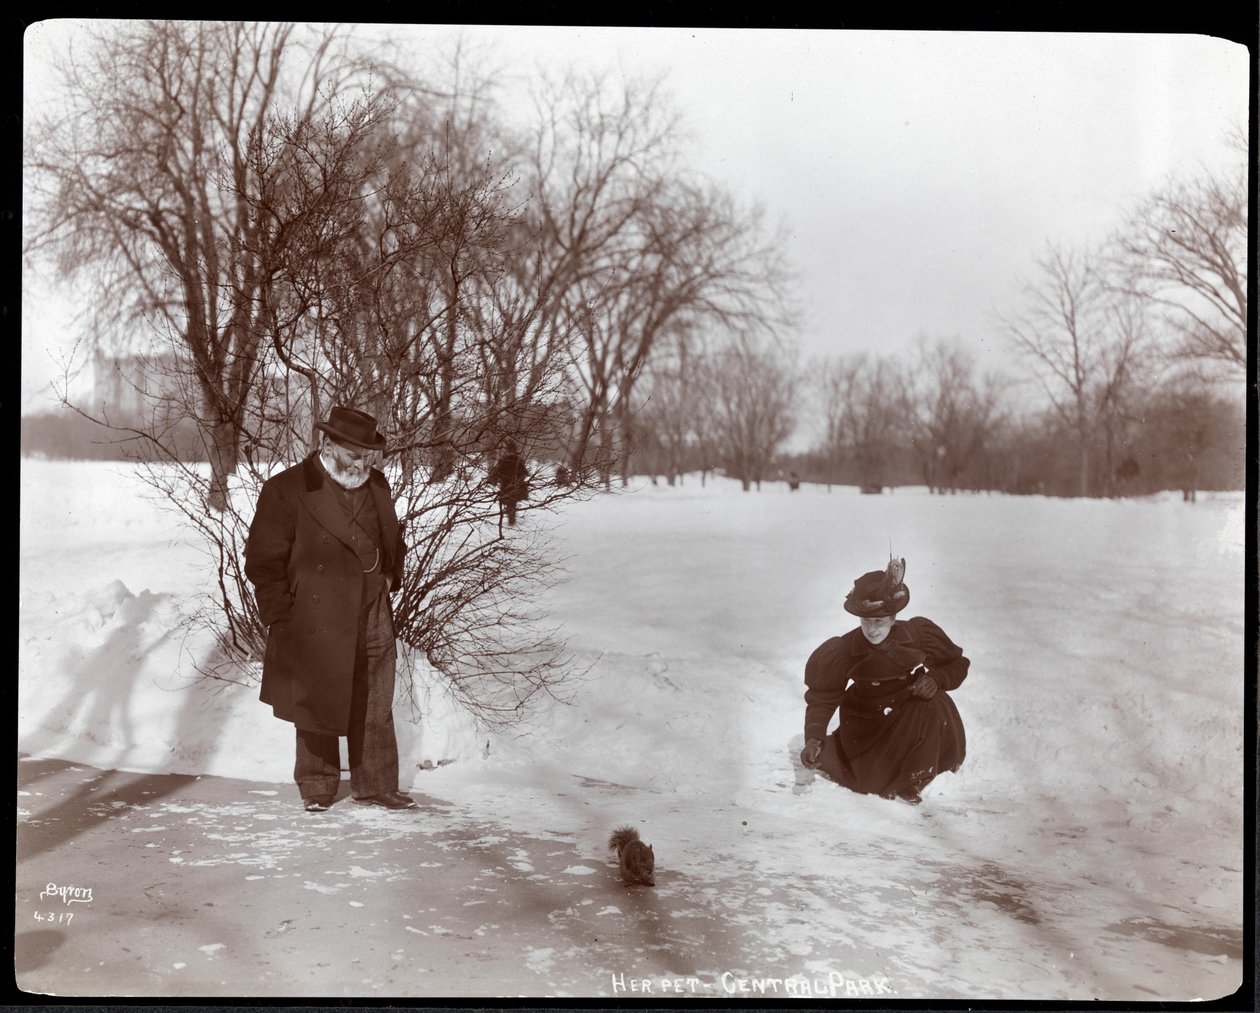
<box><xmin>804</xmin><ymin>617</ymin><xmax>969</xmax><ymax>798</ymax></box>
<box><xmin>244</xmin><ymin>455</ymin><xmax>405</xmax><ymax>736</ymax></box>
<box><xmin>489</xmin><ymin>452</ymin><xmax>529</xmax><ymax>503</ymax></box>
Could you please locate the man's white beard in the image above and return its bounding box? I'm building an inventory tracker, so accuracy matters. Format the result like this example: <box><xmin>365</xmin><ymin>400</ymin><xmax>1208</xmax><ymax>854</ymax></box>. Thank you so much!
<box><xmin>320</xmin><ymin>447</ymin><xmax>370</xmax><ymax>489</ymax></box>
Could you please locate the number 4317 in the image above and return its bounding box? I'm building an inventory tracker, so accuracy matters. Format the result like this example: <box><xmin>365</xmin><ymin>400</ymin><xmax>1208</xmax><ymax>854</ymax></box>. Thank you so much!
<box><xmin>34</xmin><ymin>911</ymin><xmax>73</xmax><ymax>925</ymax></box>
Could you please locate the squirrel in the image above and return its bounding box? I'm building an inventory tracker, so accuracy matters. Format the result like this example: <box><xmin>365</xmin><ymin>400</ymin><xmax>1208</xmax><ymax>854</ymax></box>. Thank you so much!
<box><xmin>608</xmin><ymin>826</ymin><xmax>655</xmax><ymax>887</ymax></box>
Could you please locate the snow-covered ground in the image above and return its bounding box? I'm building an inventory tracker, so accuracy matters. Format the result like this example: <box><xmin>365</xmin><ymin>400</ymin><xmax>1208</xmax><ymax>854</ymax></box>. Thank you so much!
<box><xmin>18</xmin><ymin>460</ymin><xmax>1247</xmax><ymax>1000</ymax></box>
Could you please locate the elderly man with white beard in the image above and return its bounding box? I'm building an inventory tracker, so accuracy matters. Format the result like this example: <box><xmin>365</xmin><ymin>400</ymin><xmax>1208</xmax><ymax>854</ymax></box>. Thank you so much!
<box><xmin>245</xmin><ymin>406</ymin><xmax>416</xmax><ymax>812</ymax></box>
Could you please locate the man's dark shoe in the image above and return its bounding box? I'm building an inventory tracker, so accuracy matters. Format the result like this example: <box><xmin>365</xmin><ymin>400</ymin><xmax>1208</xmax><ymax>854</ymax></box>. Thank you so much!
<box><xmin>353</xmin><ymin>791</ymin><xmax>418</xmax><ymax>811</ymax></box>
<box><xmin>304</xmin><ymin>795</ymin><xmax>333</xmax><ymax>813</ymax></box>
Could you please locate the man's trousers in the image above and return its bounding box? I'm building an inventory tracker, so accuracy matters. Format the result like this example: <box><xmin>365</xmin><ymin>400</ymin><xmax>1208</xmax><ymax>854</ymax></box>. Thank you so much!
<box><xmin>293</xmin><ymin>582</ymin><xmax>399</xmax><ymax>800</ymax></box>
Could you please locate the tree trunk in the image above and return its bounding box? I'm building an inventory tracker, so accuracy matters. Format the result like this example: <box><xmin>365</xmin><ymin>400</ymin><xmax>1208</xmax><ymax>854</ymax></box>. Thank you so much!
<box><xmin>1102</xmin><ymin>423</ymin><xmax>1116</xmax><ymax>498</ymax></box>
<box><xmin>568</xmin><ymin>395</ymin><xmax>602</xmax><ymax>479</ymax></box>
<box><xmin>207</xmin><ymin>418</ymin><xmax>239</xmax><ymax>514</ymax></box>
<box><xmin>598</xmin><ymin>430</ymin><xmax>613</xmax><ymax>490</ymax></box>
<box><xmin>618</xmin><ymin>397</ymin><xmax>634</xmax><ymax>488</ymax></box>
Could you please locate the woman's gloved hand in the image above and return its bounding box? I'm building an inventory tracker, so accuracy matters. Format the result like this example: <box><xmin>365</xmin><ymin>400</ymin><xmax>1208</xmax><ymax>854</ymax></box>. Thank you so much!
<box><xmin>909</xmin><ymin>662</ymin><xmax>938</xmax><ymax>698</ymax></box>
<box><xmin>800</xmin><ymin>738</ymin><xmax>824</xmax><ymax>768</ymax></box>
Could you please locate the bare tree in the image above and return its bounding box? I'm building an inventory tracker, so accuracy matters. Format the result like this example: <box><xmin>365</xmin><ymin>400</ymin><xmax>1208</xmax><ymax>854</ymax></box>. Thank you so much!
<box><xmin>27</xmin><ymin>24</ymin><xmax>594</xmax><ymax>729</ymax></box>
<box><xmin>688</xmin><ymin>350</ymin><xmax>724</xmax><ymax>488</ymax></box>
<box><xmin>1141</xmin><ymin>371</ymin><xmax>1245</xmax><ymax>501</ymax></box>
<box><xmin>606</xmin><ymin>185</ymin><xmax>795</xmax><ymax>488</ymax></box>
<box><xmin>814</xmin><ymin>356</ymin><xmax>848</xmax><ymax>490</ymax></box>
<box><xmin>24</xmin><ymin>21</ymin><xmax>386</xmax><ymax>511</ymax></box>
<box><xmin>816</xmin><ymin>353</ymin><xmax>901</xmax><ymax>492</ymax></box>
<box><xmin>637</xmin><ymin>325</ymin><xmax>703</xmax><ymax>485</ymax></box>
<box><xmin>708</xmin><ymin>334</ymin><xmax>798</xmax><ymax>491</ymax></box>
<box><xmin>1113</xmin><ymin>162</ymin><xmax>1247</xmax><ymax>374</ymax></box>
<box><xmin>236</xmin><ymin>88</ymin><xmax>585</xmax><ymax>725</ymax></box>
<box><xmin>1002</xmin><ymin>244</ymin><xmax>1156</xmax><ymax>497</ymax></box>
<box><xmin>526</xmin><ymin>72</ymin><xmax>795</xmax><ymax>488</ymax></box>
<box><xmin>520</xmin><ymin>71</ymin><xmax>677</xmax><ymax>484</ymax></box>
<box><xmin>1089</xmin><ymin>294</ymin><xmax>1157</xmax><ymax>498</ymax></box>
<box><xmin>903</xmin><ymin>337</ymin><xmax>1006</xmax><ymax>493</ymax></box>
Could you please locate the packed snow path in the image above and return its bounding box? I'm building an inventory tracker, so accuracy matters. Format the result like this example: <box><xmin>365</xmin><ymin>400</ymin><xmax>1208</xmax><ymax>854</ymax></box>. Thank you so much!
<box><xmin>16</xmin><ymin>754</ymin><xmax>1242</xmax><ymax>1000</ymax></box>
<box><xmin>18</xmin><ymin>756</ymin><xmax>897</xmax><ymax>999</ymax></box>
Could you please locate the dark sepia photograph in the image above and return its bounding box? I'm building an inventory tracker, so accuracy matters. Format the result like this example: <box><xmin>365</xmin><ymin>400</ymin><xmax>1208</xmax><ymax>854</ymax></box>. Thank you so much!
<box><xmin>18</xmin><ymin>19</ymin><xmax>1249</xmax><ymax>1002</ymax></box>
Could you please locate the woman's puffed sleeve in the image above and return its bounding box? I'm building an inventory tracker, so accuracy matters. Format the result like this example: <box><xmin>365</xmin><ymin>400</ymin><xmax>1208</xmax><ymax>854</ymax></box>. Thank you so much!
<box><xmin>909</xmin><ymin>617</ymin><xmax>970</xmax><ymax>691</ymax></box>
<box><xmin>804</xmin><ymin>638</ymin><xmax>850</xmax><ymax>742</ymax></box>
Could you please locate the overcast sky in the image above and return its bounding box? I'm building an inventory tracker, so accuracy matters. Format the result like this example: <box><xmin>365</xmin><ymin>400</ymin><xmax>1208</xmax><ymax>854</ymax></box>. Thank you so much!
<box><xmin>21</xmin><ymin>23</ymin><xmax>1250</xmax><ymax>413</ymax></box>
<box><xmin>461</xmin><ymin>27</ymin><xmax>1248</xmax><ymax>359</ymax></box>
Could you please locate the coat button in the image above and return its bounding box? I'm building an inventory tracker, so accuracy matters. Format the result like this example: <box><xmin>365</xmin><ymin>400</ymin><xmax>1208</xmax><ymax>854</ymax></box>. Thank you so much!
<box><xmin>316</xmin><ymin>564</ymin><xmax>325</xmax><ymax>573</ymax></box>
<box><xmin>312</xmin><ymin>595</ymin><xmax>320</xmax><ymax>604</ymax></box>
<box><xmin>321</xmin><ymin>534</ymin><xmax>330</xmax><ymax>543</ymax></box>
<box><xmin>307</xmin><ymin>625</ymin><xmax>316</xmax><ymax>633</ymax></box>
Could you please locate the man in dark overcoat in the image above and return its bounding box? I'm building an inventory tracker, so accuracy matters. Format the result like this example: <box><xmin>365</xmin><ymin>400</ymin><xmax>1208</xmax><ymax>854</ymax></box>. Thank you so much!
<box><xmin>245</xmin><ymin>405</ymin><xmax>416</xmax><ymax>813</ymax></box>
<box><xmin>489</xmin><ymin>439</ymin><xmax>530</xmax><ymax>531</ymax></box>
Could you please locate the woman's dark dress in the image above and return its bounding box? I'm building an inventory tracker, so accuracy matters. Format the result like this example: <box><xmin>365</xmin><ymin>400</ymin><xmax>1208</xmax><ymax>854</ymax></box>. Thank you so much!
<box><xmin>803</xmin><ymin>617</ymin><xmax>969</xmax><ymax>799</ymax></box>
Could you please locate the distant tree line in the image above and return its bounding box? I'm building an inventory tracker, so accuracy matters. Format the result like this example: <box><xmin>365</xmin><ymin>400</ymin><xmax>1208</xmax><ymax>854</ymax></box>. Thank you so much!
<box><xmin>620</xmin><ymin>334</ymin><xmax>1243</xmax><ymax>500</ymax></box>
<box><xmin>776</xmin><ymin>371</ymin><xmax>1243</xmax><ymax>498</ymax></box>
<box><xmin>22</xmin><ymin>407</ymin><xmax>203</xmax><ymax>461</ymax></box>
<box><xmin>624</xmin><ymin>132</ymin><xmax>1247</xmax><ymax>501</ymax></box>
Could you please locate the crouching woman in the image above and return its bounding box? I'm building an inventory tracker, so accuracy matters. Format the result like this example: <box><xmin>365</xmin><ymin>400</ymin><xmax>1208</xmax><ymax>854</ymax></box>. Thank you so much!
<box><xmin>800</xmin><ymin>558</ymin><xmax>968</xmax><ymax>804</ymax></box>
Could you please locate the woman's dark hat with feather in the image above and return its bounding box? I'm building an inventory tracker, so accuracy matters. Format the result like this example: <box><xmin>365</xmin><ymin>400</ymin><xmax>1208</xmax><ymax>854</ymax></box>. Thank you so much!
<box><xmin>844</xmin><ymin>556</ymin><xmax>910</xmax><ymax>617</ymax></box>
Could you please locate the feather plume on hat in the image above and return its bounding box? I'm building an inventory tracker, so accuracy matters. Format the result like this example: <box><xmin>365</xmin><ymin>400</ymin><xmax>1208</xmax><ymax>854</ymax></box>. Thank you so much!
<box><xmin>881</xmin><ymin>555</ymin><xmax>905</xmax><ymax>599</ymax></box>
<box><xmin>843</xmin><ymin>554</ymin><xmax>910</xmax><ymax>617</ymax></box>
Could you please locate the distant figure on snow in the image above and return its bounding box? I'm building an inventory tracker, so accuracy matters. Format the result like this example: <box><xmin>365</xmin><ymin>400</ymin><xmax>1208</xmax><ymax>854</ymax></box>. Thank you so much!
<box><xmin>1114</xmin><ymin>456</ymin><xmax>1140</xmax><ymax>495</ymax></box>
<box><xmin>244</xmin><ymin>406</ymin><xmax>417</xmax><ymax>814</ymax></box>
<box><xmin>489</xmin><ymin>440</ymin><xmax>530</xmax><ymax>531</ymax></box>
<box><xmin>799</xmin><ymin>556</ymin><xmax>969</xmax><ymax>805</ymax></box>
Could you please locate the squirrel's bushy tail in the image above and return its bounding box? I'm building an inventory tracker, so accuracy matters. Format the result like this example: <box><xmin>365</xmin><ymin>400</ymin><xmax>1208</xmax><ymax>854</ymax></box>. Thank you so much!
<box><xmin>608</xmin><ymin>825</ymin><xmax>641</xmax><ymax>852</ymax></box>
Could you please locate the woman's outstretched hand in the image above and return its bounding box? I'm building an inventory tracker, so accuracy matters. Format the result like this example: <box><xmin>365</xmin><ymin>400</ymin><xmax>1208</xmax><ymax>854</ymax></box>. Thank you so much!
<box><xmin>909</xmin><ymin>662</ymin><xmax>938</xmax><ymax>698</ymax></box>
